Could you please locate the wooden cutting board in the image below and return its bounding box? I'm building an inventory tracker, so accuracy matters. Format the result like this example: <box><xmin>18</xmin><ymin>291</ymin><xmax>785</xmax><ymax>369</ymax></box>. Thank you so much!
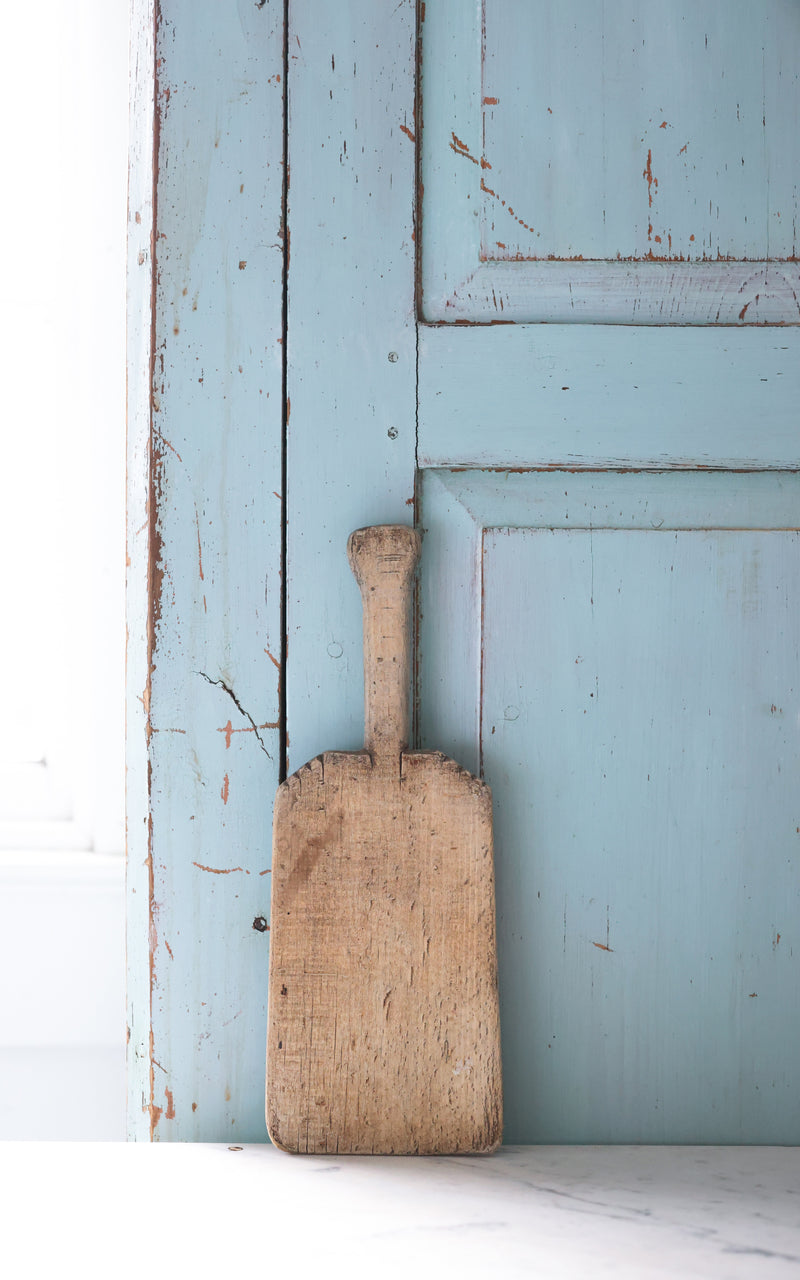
<box><xmin>266</xmin><ymin>525</ymin><xmax>502</xmax><ymax>1154</ymax></box>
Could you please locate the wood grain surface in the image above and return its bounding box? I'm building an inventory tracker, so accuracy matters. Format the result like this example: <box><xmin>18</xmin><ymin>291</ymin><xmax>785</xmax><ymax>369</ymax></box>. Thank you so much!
<box><xmin>266</xmin><ymin>527</ymin><xmax>502</xmax><ymax>1154</ymax></box>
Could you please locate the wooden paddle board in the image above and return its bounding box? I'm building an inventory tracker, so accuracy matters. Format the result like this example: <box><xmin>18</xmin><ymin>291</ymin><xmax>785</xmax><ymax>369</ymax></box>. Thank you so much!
<box><xmin>266</xmin><ymin>525</ymin><xmax>502</xmax><ymax>1154</ymax></box>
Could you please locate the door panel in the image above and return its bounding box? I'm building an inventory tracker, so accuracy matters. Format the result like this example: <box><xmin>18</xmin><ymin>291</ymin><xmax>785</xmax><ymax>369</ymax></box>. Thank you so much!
<box><xmin>481</xmin><ymin>3</ymin><xmax>797</xmax><ymax>265</ymax></box>
<box><xmin>418</xmin><ymin>0</ymin><xmax>800</xmax><ymax>477</ymax></box>
<box><xmin>419</xmin><ymin>470</ymin><xmax>800</xmax><ymax>1141</ymax></box>
<box><xmin>421</xmin><ymin>0</ymin><xmax>800</xmax><ymax>323</ymax></box>
<box><xmin>486</xmin><ymin>525</ymin><xmax>799</xmax><ymax>1143</ymax></box>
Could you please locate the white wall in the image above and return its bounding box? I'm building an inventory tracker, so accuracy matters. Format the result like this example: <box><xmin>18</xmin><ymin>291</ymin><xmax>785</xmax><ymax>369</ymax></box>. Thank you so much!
<box><xmin>0</xmin><ymin>0</ymin><xmax>128</xmax><ymax>1139</ymax></box>
<box><xmin>0</xmin><ymin>856</ymin><xmax>125</xmax><ymax>1140</ymax></box>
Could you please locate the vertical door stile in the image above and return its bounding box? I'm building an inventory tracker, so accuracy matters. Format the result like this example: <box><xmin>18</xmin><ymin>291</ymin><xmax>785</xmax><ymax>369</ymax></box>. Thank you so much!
<box><xmin>284</xmin><ymin>1</ymin><xmax>418</xmax><ymax>773</ymax></box>
<box><xmin>127</xmin><ymin>0</ymin><xmax>285</xmax><ymax>1140</ymax></box>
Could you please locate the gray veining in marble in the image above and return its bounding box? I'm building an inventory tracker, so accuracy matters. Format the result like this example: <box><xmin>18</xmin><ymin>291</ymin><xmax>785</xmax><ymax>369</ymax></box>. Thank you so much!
<box><xmin>2</xmin><ymin>1143</ymin><xmax>798</xmax><ymax>1278</ymax></box>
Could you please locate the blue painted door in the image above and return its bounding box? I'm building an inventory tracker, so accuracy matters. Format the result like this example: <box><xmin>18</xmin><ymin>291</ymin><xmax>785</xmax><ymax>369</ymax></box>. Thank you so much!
<box><xmin>287</xmin><ymin>0</ymin><xmax>800</xmax><ymax>1143</ymax></box>
<box><xmin>131</xmin><ymin>0</ymin><xmax>799</xmax><ymax>1145</ymax></box>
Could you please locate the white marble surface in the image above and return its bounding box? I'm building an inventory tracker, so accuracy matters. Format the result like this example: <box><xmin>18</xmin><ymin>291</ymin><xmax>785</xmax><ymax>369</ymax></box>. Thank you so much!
<box><xmin>3</xmin><ymin>1143</ymin><xmax>798</xmax><ymax>1278</ymax></box>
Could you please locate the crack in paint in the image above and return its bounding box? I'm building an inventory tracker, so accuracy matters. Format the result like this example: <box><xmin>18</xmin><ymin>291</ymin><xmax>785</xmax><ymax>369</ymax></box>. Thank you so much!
<box><xmin>197</xmin><ymin>671</ymin><xmax>272</xmax><ymax>758</ymax></box>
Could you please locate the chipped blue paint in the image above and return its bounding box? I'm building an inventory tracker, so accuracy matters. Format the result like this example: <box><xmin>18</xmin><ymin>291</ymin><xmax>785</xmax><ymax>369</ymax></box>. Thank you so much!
<box><xmin>127</xmin><ymin>0</ymin><xmax>284</xmax><ymax>1140</ymax></box>
<box><xmin>129</xmin><ymin>0</ymin><xmax>800</xmax><ymax>1147</ymax></box>
<box><xmin>421</xmin><ymin>0</ymin><xmax>800</xmax><ymax>323</ymax></box>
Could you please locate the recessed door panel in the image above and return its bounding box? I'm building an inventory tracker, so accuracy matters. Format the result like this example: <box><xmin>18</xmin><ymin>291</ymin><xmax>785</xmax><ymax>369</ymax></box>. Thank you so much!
<box><xmin>483</xmin><ymin>525</ymin><xmax>799</xmax><ymax>1142</ymax></box>
<box><xmin>421</xmin><ymin>0</ymin><xmax>800</xmax><ymax>323</ymax></box>
<box><xmin>417</xmin><ymin>469</ymin><xmax>800</xmax><ymax>1142</ymax></box>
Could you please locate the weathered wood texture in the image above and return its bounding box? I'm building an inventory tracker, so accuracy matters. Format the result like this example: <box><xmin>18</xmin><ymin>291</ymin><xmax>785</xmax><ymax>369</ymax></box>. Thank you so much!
<box><xmin>421</xmin><ymin>0</ymin><xmax>800</xmax><ymax>323</ymax></box>
<box><xmin>348</xmin><ymin>526</ymin><xmax>419</xmax><ymax>762</ymax></box>
<box><xmin>126</xmin><ymin>0</ymin><xmax>284</xmax><ymax>1140</ymax></box>
<box><xmin>267</xmin><ymin>528</ymin><xmax>502</xmax><ymax>1154</ymax></box>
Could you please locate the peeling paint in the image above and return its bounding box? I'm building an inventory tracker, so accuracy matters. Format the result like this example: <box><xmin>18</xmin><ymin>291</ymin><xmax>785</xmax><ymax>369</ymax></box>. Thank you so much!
<box><xmin>643</xmin><ymin>148</ymin><xmax>658</xmax><ymax>210</ymax></box>
<box><xmin>192</xmin><ymin>861</ymin><xmax>248</xmax><ymax>875</ymax></box>
<box><xmin>129</xmin><ymin>0</ymin><xmax>286</xmax><ymax>1144</ymax></box>
<box><xmin>480</xmin><ymin>175</ymin><xmax>536</xmax><ymax>237</ymax></box>
<box><xmin>195</xmin><ymin>507</ymin><xmax>205</xmax><ymax>581</ymax></box>
<box><xmin>218</xmin><ymin>718</ymin><xmax>279</xmax><ymax>750</ymax></box>
<box><xmin>449</xmin><ymin>131</ymin><xmax>491</xmax><ymax>170</ymax></box>
<box><xmin>148</xmin><ymin>1026</ymin><xmax>161</xmax><ymax>1137</ymax></box>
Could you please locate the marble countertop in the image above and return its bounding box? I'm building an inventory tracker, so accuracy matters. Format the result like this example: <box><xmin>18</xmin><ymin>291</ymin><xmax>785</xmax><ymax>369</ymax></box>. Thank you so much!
<box><xmin>4</xmin><ymin>1143</ymin><xmax>798</xmax><ymax>1278</ymax></box>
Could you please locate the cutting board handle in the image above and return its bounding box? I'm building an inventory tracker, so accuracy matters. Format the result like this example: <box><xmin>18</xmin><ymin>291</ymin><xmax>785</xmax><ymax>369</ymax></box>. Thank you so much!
<box><xmin>347</xmin><ymin>524</ymin><xmax>421</xmax><ymax>765</ymax></box>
